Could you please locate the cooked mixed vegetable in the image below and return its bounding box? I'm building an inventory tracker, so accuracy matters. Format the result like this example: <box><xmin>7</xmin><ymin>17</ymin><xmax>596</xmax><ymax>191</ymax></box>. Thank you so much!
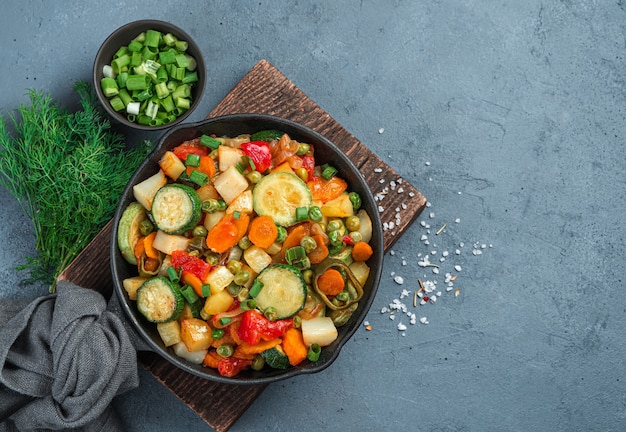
<box><xmin>117</xmin><ymin>130</ymin><xmax>375</xmax><ymax>377</ymax></box>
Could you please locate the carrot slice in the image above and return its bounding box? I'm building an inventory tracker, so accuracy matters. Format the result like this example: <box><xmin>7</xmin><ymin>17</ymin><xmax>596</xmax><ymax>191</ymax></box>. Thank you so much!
<box><xmin>143</xmin><ymin>231</ymin><xmax>159</xmax><ymax>259</ymax></box>
<box><xmin>181</xmin><ymin>271</ymin><xmax>204</xmax><ymax>298</ymax></box>
<box><xmin>317</xmin><ymin>268</ymin><xmax>345</xmax><ymax>296</ymax></box>
<box><xmin>352</xmin><ymin>241</ymin><xmax>374</xmax><ymax>262</ymax></box>
<box><xmin>248</xmin><ymin>215</ymin><xmax>278</xmax><ymax>249</ymax></box>
<box><xmin>282</xmin><ymin>328</ymin><xmax>308</xmax><ymax>366</ymax></box>
<box><xmin>202</xmin><ymin>350</ymin><xmax>222</xmax><ymax>369</ymax></box>
<box><xmin>233</xmin><ymin>212</ymin><xmax>250</xmax><ymax>243</ymax></box>
<box><xmin>206</xmin><ymin>213</ymin><xmax>240</xmax><ymax>253</ymax></box>
<box><xmin>234</xmin><ymin>338</ymin><xmax>281</xmax><ymax>357</ymax></box>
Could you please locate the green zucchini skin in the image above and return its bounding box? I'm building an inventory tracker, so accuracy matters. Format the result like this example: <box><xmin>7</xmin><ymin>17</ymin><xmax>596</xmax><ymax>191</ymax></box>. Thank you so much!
<box><xmin>250</xmin><ymin>129</ymin><xmax>284</xmax><ymax>142</ymax></box>
<box><xmin>117</xmin><ymin>201</ymin><xmax>147</xmax><ymax>265</ymax></box>
<box><xmin>151</xmin><ymin>183</ymin><xmax>202</xmax><ymax>234</ymax></box>
<box><xmin>261</xmin><ymin>346</ymin><xmax>290</xmax><ymax>369</ymax></box>
<box><xmin>253</xmin><ymin>264</ymin><xmax>307</xmax><ymax>319</ymax></box>
<box><xmin>136</xmin><ymin>276</ymin><xmax>185</xmax><ymax>323</ymax></box>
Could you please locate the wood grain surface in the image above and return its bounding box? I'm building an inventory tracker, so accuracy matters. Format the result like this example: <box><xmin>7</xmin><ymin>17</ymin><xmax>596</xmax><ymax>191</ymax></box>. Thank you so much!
<box><xmin>58</xmin><ymin>59</ymin><xmax>426</xmax><ymax>432</ymax></box>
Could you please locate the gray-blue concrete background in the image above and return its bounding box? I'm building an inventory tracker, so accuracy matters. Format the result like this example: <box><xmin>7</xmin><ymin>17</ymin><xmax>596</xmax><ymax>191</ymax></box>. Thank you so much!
<box><xmin>1</xmin><ymin>1</ymin><xmax>625</xmax><ymax>431</ymax></box>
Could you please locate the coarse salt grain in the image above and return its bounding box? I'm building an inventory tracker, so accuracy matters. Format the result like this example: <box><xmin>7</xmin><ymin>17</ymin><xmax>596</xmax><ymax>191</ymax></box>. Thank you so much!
<box><xmin>397</xmin><ymin>323</ymin><xmax>407</xmax><ymax>331</ymax></box>
<box><xmin>394</xmin><ymin>275</ymin><xmax>404</xmax><ymax>285</ymax></box>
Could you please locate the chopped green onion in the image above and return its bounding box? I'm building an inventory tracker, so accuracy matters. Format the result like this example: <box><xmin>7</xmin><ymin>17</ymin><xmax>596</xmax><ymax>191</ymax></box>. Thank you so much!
<box><xmin>175</xmin><ymin>41</ymin><xmax>189</xmax><ymax>52</ymax></box>
<box><xmin>158</xmin><ymin>50</ymin><xmax>177</xmax><ymax>65</ymax></box>
<box><xmin>219</xmin><ymin>317</ymin><xmax>232</xmax><ymax>326</ymax></box>
<box><xmin>212</xmin><ymin>328</ymin><xmax>225</xmax><ymax>339</ymax></box>
<box><xmin>307</xmin><ymin>343</ymin><xmax>321</xmax><ymax>361</ymax></box>
<box><xmin>126</xmin><ymin>101</ymin><xmax>140</xmax><ymax>115</ymax></box>
<box><xmin>285</xmin><ymin>246</ymin><xmax>306</xmax><ymax>265</ymax></box>
<box><xmin>126</xmin><ymin>74</ymin><xmax>150</xmax><ymax>91</ymax></box>
<box><xmin>240</xmin><ymin>299</ymin><xmax>257</xmax><ymax>310</ymax></box>
<box><xmin>233</xmin><ymin>211</ymin><xmax>241</xmax><ymax>220</ymax></box>
<box><xmin>321</xmin><ymin>164</ymin><xmax>338</xmax><ymax>180</ymax></box>
<box><xmin>199</xmin><ymin>135</ymin><xmax>220</xmax><ymax>149</ymax></box>
<box><xmin>202</xmin><ymin>284</ymin><xmax>212</xmax><ymax>297</ymax></box>
<box><xmin>180</xmin><ymin>284</ymin><xmax>200</xmax><ymax>304</ymax></box>
<box><xmin>175</xmin><ymin>97</ymin><xmax>190</xmax><ymax>110</ymax></box>
<box><xmin>100</xmin><ymin>78</ymin><xmax>119</xmax><ymax>98</ymax></box>
<box><xmin>163</xmin><ymin>33</ymin><xmax>177</xmax><ymax>47</ymax></box>
<box><xmin>167</xmin><ymin>266</ymin><xmax>181</xmax><ymax>283</ymax></box>
<box><xmin>182</xmin><ymin>71</ymin><xmax>198</xmax><ymax>84</ymax></box>
<box><xmin>185</xmin><ymin>153</ymin><xmax>201</xmax><ymax>167</ymax></box>
<box><xmin>249</xmin><ymin>280</ymin><xmax>264</xmax><ymax>298</ymax></box>
<box><xmin>275</xmin><ymin>225</ymin><xmax>288</xmax><ymax>243</ymax></box>
<box><xmin>109</xmin><ymin>96</ymin><xmax>125</xmax><ymax>112</ymax></box>
<box><xmin>217</xmin><ymin>343</ymin><xmax>235</xmax><ymax>358</ymax></box>
<box><xmin>128</xmin><ymin>40</ymin><xmax>143</xmax><ymax>52</ymax></box>
<box><xmin>144</xmin><ymin>29</ymin><xmax>161</xmax><ymax>48</ymax></box>
<box><xmin>189</xmin><ymin>169</ymin><xmax>208</xmax><ymax>186</ymax></box>
<box><xmin>295</xmin><ymin>206</ymin><xmax>309</xmax><ymax>222</ymax></box>
<box><xmin>263</xmin><ymin>306</ymin><xmax>278</xmax><ymax>321</ymax></box>
<box><xmin>111</xmin><ymin>55</ymin><xmax>130</xmax><ymax>74</ymax></box>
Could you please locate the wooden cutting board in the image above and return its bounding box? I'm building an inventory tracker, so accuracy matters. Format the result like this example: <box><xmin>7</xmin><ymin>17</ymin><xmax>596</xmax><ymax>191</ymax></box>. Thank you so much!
<box><xmin>58</xmin><ymin>59</ymin><xmax>426</xmax><ymax>432</ymax></box>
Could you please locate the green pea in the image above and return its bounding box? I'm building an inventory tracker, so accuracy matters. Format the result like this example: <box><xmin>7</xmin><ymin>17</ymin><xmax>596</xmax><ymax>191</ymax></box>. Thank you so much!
<box><xmin>349</xmin><ymin>231</ymin><xmax>363</xmax><ymax>243</ymax></box>
<box><xmin>295</xmin><ymin>167</ymin><xmax>309</xmax><ymax>182</ymax></box>
<box><xmin>246</xmin><ymin>170</ymin><xmax>263</xmax><ymax>184</ymax></box>
<box><xmin>238</xmin><ymin>235</ymin><xmax>252</xmax><ymax>250</ymax></box>
<box><xmin>226</xmin><ymin>260</ymin><xmax>242</xmax><ymax>274</ymax></box>
<box><xmin>296</xmin><ymin>143</ymin><xmax>310</xmax><ymax>156</ymax></box>
<box><xmin>300</xmin><ymin>235</ymin><xmax>317</xmax><ymax>253</ymax></box>
<box><xmin>234</xmin><ymin>269</ymin><xmax>250</xmax><ymax>285</ymax></box>
<box><xmin>345</xmin><ymin>215</ymin><xmax>361</xmax><ymax>232</ymax></box>
<box><xmin>139</xmin><ymin>219</ymin><xmax>154</xmax><ymax>236</ymax></box>
<box><xmin>251</xmin><ymin>354</ymin><xmax>265</xmax><ymax>371</ymax></box>
<box><xmin>308</xmin><ymin>206</ymin><xmax>323</xmax><ymax>222</ymax></box>
<box><xmin>349</xmin><ymin>192</ymin><xmax>362</xmax><ymax>211</ymax></box>
<box><xmin>193</xmin><ymin>225</ymin><xmax>208</xmax><ymax>238</ymax></box>
<box><xmin>327</xmin><ymin>219</ymin><xmax>343</xmax><ymax>233</ymax></box>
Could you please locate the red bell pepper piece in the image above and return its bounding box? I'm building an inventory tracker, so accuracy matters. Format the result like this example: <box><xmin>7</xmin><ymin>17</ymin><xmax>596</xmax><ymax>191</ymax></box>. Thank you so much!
<box><xmin>237</xmin><ymin>310</ymin><xmax>293</xmax><ymax>345</ymax></box>
<box><xmin>170</xmin><ymin>250</ymin><xmax>212</xmax><ymax>281</ymax></box>
<box><xmin>218</xmin><ymin>357</ymin><xmax>252</xmax><ymax>377</ymax></box>
<box><xmin>301</xmin><ymin>154</ymin><xmax>315</xmax><ymax>180</ymax></box>
<box><xmin>241</xmin><ymin>141</ymin><xmax>272</xmax><ymax>173</ymax></box>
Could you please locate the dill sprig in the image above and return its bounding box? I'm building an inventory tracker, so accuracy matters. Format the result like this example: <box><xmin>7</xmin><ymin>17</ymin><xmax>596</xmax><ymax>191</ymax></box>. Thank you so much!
<box><xmin>0</xmin><ymin>81</ymin><xmax>153</xmax><ymax>292</ymax></box>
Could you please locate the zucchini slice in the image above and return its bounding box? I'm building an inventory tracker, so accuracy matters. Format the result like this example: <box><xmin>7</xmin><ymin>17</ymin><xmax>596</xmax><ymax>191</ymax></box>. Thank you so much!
<box><xmin>250</xmin><ymin>129</ymin><xmax>284</xmax><ymax>142</ymax></box>
<box><xmin>136</xmin><ymin>276</ymin><xmax>184</xmax><ymax>323</ymax></box>
<box><xmin>151</xmin><ymin>184</ymin><xmax>202</xmax><ymax>234</ymax></box>
<box><xmin>252</xmin><ymin>172</ymin><xmax>312</xmax><ymax>226</ymax></box>
<box><xmin>117</xmin><ymin>202</ymin><xmax>148</xmax><ymax>265</ymax></box>
<box><xmin>253</xmin><ymin>264</ymin><xmax>307</xmax><ymax>319</ymax></box>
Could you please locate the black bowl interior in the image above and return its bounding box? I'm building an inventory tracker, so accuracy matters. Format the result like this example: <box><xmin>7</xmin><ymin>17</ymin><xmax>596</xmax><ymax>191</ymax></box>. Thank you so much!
<box><xmin>110</xmin><ymin>114</ymin><xmax>384</xmax><ymax>385</ymax></box>
<box><xmin>93</xmin><ymin>19</ymin><xmax>206</xmax><ymax>131</ymax></box>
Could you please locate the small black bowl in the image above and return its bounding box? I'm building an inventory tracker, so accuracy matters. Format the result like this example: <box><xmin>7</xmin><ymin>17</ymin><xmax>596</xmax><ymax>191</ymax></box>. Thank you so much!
<box><xmin>93</xmin><ymin>20</ymin><xmax>206</xmax><ymax>131</ymax></box>
<box><xmin>110</xmin><ymin>114</ymin><xmax>384</xmax><ymax>385</ymax></box>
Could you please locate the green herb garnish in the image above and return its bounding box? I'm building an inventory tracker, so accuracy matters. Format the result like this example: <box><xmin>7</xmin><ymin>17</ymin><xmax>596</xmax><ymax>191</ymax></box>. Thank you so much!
<box><xmin>0</xmin><ymin>81</ymin><xmax>153</xmax><ymax>292</ymax></box>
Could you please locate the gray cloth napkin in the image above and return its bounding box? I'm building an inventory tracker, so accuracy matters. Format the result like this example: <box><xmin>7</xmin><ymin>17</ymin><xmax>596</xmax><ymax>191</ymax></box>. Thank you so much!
<box><xmin>0</xmin><ymin>280</ymin><xmax>139</xmax><ymax>431</ymax></box>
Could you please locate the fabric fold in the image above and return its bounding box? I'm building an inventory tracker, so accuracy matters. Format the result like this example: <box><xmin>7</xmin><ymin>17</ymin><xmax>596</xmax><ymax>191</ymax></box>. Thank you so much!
<box><xmin>0</xmin><ymin>281</ymin><xmax>139</xmax><ymax>431</ymax></box>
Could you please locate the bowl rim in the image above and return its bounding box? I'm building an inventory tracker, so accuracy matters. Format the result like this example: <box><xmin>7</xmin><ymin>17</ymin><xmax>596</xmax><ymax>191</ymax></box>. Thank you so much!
<box><xmin>110</xmin><ymin>113</ymin><xmax>384</xmax><ymax>385</ymax></box>
<box><xmin>93</xmin><ymin>19</ymin><xmax>206</xmax><ymax>131</ymax></box>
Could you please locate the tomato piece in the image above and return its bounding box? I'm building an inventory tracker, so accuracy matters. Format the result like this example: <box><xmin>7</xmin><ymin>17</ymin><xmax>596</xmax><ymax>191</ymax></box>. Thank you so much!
<box><xmin>217</xmin><ymin>357</ymin><xmax>252</xmax><ymax>377</ymax></box>
<box><xmin>241</xmin><ymin>141</ymin><xmax>272</xmax><ymax>173</ymax></box>
<box><xmin>170</xmin><ymin>250</ymin><xmax>212</xmax><ymax>281</ymax></box>
<box><xmin>237</xmin><ymin>310</ymin><xmax>293</xmax><ymax>345</ymax></box>
<box><xmin>172</xmin><ymin>138</ymin><xmax>210</xmax><ymax>162</ymax></box>
<box><xmin>301</xmin><ymin>154</ymin><xmax>315</xmax><ymax>180</ymax></box>
<box><xmin>307</xmin><ymin>176</ymin><xmax>348</xmax><ymax>203</ymax></box>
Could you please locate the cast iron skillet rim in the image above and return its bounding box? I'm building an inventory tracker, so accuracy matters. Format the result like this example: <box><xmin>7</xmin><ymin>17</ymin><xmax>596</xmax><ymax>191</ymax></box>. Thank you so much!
<box><xmin>110</xmin><ymin>113</ymin><xmax>384</xmax><ymax>385</ymax></box>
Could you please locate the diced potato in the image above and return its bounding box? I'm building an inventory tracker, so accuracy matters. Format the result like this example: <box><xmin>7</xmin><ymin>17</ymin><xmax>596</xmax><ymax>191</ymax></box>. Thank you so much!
<box><xmin>320</xmin><ymin>192</ymin><xmax>354</xmax><ymax>218</ymax></box>
<box><xmin>349</xmin><ymin>261</ymin><xmax>371</xmax><ymax>286</ymax></box>
<box><xmin>180</xmin><ymin>318</ymin><xmax>214</xmax><ymax>352</ymax></box>
<box><xmin>218</xmin><ymin>145</ymin><xmax>244</xmax><ymax>172</ymax></box>
<box><xmin>243</xmin><ymin>245</ymin><xmax>272</xmax><ymax>273</ymax></box>
<box><xmin>157</xmin><ymin>320</ymin><xmax>181</xmax><ymax>347</ymax></box>
<box><xmin>202</xmin><ymin>289</ymin><xmax>235</xmax><ymax>315</ymax></box>
<box><xmin>203</xmin><ymin>210</ymin><xmax>226</xmax><ymax>231</ymax></box>
<box><xmin>122</xmin><ymin>276</ymin><xmax>147</xmax><ymax>300</ymax></box>
<box><xmin>301</xmin><ymin>317</ymin><xmax>338</xmax><ymax>347</ymax></box>
<box><xmin>213</xmin><ymin>165</ymin><xmax>249</xmax><ymax>204</ymax></box>
<box><xmin>196</xmin><ymin>183</ymin><xmax>220</xmax><ymax>202</ymax></box>
<box><xmin>265</xmin><ymin>242</ymin><xmax>282</xmax><ymax>256</ymax></box>
<box><xmin>133</xmin><ymin>169</ymin><xmax>167</xmax><ymax>210</ymax></box>
<box><xmin>205</xmin><ymin>265</ymin><xmax>234</xmax><ymax>292</ymax></box>
<box><xmin>151</xmin><ymin>230</ymin><xmax>191</xmax><ymax>255</ymax></box>
<box><xmin>226</xmin><ymin>190</ymin><xmax>253</xmax><ymax>214</ymax></box>
<box><xmin>356</xmin><ymin>209</ymin><xmax>372</xmax><ymax>243</ymax></box>
<box><xmin>178</xmin><ymin>303</ymin><xmax>196</xmax><ymax>321</ymax></box>
<box><xmin>201</xmin><ymin>210</ymin><xmax>224</xmax><ymax>232</ymax></box>
<box><xmin>172</xmin><ymin>341</ymin><xmax>207</xmax><ymax>364</ymax></box>
<box><xmin>158</xmin><ymin>151</ymin><xmax>186</xmax><ymax>180</ymax></box>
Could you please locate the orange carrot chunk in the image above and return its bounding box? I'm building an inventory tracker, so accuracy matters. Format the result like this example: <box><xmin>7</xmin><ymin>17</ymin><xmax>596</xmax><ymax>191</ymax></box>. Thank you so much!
<box><xmin>316</xmin><ymin>268</ymin><xmax>345</xmax><ymax>296</ymax></box>
<box><xmin>352</xmin><ymin>241</ymin><xmax>374</xmax><ymax>262</ymax></box>
<box><xmin>282</xmin><ymin>328</ymin><xmax>308</xmax><ymax>366</ymax></box>
<box><xmin>248</xmin><ymin>215</ymin><xmax>278</xmax><ymax>249</ymax></box>
<box><xmin>206</xmin><ymin>213</ymin><xmax>240</xmax><ymax>253</ymax></box>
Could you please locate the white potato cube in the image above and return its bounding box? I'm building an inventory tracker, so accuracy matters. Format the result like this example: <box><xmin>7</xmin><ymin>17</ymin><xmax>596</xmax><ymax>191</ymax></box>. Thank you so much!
<box><xmin>133</xmin><ymin>169</ymin><xmax>167</xmax><ymax>211</ymax></box>
<box><xmin>301</xmin><ymin>317</ymin><xmax>339</xmax><ymax>347</ymax></box>
<box><xmin>213</xmin><ymin>165</ymin><xmax>249</xmax><ymax>204</ymax></box>
<box><xmin>243</xmin><ymin>245</ymin><xmax>272</xmax><ymax>273</ymax></box>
